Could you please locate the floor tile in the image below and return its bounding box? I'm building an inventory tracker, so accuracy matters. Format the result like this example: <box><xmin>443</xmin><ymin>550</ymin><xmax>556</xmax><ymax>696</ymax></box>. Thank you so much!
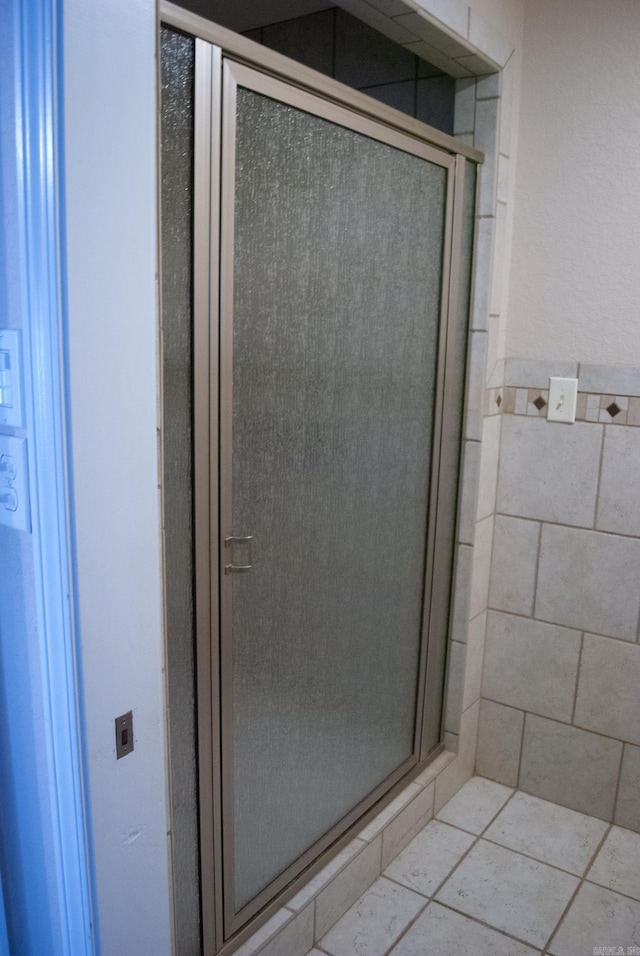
<box><xmin>435</xmin><ymin>775</ymin><xmax>513</xmax><ymax>834</ymax></box>
<box><xmin>388</xmin><ymin>902</ymin><xmax>540</xmax><ymax>956</ymax></box>
<box><xmin>383</xmin><ymin>820</ymin><xmax>475</xmax><ymax>897</ymax></box>
<box><xmin>587</xmin><ymin>825</ymin><xmax>640</xmax><ymax>900</ymax></box>
<box><xmin>434</xmin><ymin>840</ymin><xmax>578</xmax><ymax>948</ymax></box>
<box><xmin>320</xmin><ymin>876</ymin><xmax>425</xmax><ymax>956</ymax></box>
<box><xmin>484</xmin><ymin>791</ymin><xmax>608</xmax><ymax>875</ymax></box>
<box><xmin>548</xmin><ymin>882</ymin><xmax>640</xmax><ymax>956</ymax></box>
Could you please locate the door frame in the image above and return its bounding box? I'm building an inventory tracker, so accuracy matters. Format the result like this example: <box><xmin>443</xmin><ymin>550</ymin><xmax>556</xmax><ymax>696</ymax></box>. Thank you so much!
<box><xmin>160</xmin><ymin>4</ymin><xmax>482</xmax><ymax>952</ymax></box>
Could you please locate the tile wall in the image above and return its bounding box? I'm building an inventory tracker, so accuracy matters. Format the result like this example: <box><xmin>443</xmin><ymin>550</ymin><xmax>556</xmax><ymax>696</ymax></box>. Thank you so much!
<box><xmin>476</xmin><ymin>358</ymin><xmax>640</xmax><ymax>833</ymax></box>
<box><xmin>243</xmin><ymin>7</ymin><xmax>456</xmax><ymax>133</ymax></box>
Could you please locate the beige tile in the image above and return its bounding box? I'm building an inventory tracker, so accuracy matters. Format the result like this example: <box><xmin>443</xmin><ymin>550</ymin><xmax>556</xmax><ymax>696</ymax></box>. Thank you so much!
<box><xmin>548</xmin><ymin>882</ymin><xmax>640</xmax><ymax>956</ymax></box>
<box><xmin>434</xmin><ymin>702</ymin><xmax>478</xmax><ymax>813</ymax></box>
<box><xmin>470</xmin><ymin>515</ymin><xmax>494</xmax><ymax>619</ymax></box>
<box><xmin>381</xmin><ymin>783</ymin><xmax>434</xmax><ymax>870</ymax></box>
<box><xmin>357</xmin><ymin>785</ymin><xmax>422</xmax><ymax>844</ymax></box>
<box><xmin>389</xmin><ymin>902</ymin><xmax>539</xmax><ymax>956</ymax></box>
<box><xmin>496</xmin><ymin>416</ymin><xmax>602</xmax><ymax>526</ymax></box>
<box><xmin>574</xmin><ymin>634</ymin><xmax>640</xmax><ymax>745</ymax></box>
<box><xmin>627</xmin><ymin>396</ymin><xmax>640</xmax><ymax>426</ymax></box>
<box><xmin>462</xmin><ymin>611</ymin><xmax>486</xmax><ymax>710</ymax></box>
<box><xmin>453</xmin><ymin>77</ymin><xmax>476</xmax><ymax>135</ymax></box>
<box><xmin>597</xmin><ymin>425</ymin><xmax>640</xmax><ymax>536</ymax></box>
<box><xmin>578</xmin><ymin>363</ymin><xmax>640</xmax><ymax>396</ymax></box>
<box><xmin>520</xmin><ymin>714</ymin><xmax>622</xmax><ymax>821</ymax></box>
<box><xmin>489</xmin><ymin>515</ymin><xmax>539</xmax><ymax>616</ymax></box>
<box><xmin>536</xmin><ymin>524</ymin><xmax>640</xmax><ymax>642</ymax></box>
<box><xmin>287</xmin><ymin>837</ymin><xmax>367</xmax><ymax>912</ymax></box>
<box><xmin>457</xmin><ymin>440</ymin><xmax>481</xmax><ymax>545</ymax></box>
<box><xmin>384</xmin><ymin>820</ymin><xmax>475</xmax><ymax>897</ymax></box>
<box><xmin>436</xmin><ymin>775</ymin><xmax>512</xmax><ymax>834</ymax></box>
<box><xmin>616</xmin><ymin>744</ymin><xmax>640</xmax><ymax>833</ymax></box>
<box><xmin>503</xmin><ymin>358</ymin><xmax>578</xmax><ymax>389</ymax></box>
<box><xmin>482</xmin><ymin>611</ymin><xmax>581</xmax><ymax>722</ymax></box>
<box><xmin>465</xmin><ymin>332</ymin><xmax>489</xmax><ymax>441</ymax></box>
<box><xmin>587</xmin><ymin>826</ymin><xmax>640</xmax><ymax>900</ymax></box>
<box><xmin>315</xmin><ymin>836</ymin><xmax>381</xmax><ymax>939</ymax></box>
<box><xmin>435</xmin><ymin>840</ymin><xmax>578</xmax><ymax>948</ymax></box>
<box><xmin>477</xmin><ymin>414</ymin><xmax>501</xmax><ymax>520</ymax></box>
<box><xmin>443</xmin><ymin>640</ymin><xmax>465</xmax><ymax>735</ymax></box>
<box><xmin>470</xmin><ymin>222</ymin><xmax>494</xmax><ymax>333</ymax></box>
<box><xmin>320</xmin><ymin>876</ymin><xmax>425</xmax><ymax>956</ymax></box>
<box><xmin>256</xmin><ymin>904</ymin><xmax>313</xmax><ymax>956</ymax></box>
<box><xmin>476</xmin><ymin>700</ymin><xmax>524</xmax><ymax>788</ymax></box>
<box><xmin>484</xmin><ymin>791</ymin><xmax>607</xmax><ymax>875</ymax></box>
<box><xmin>449</xmin><ymin>544</ymin><xmax>473</xmax><ymax>643</ymax></box>
<box><xmin>235</xmin><ymin>907</ymin><xmax>293</xmax><ymax>956</ymax></box>
<box><xmin>468</xmin><ymin>10</ymin><xmax>513</xmax><ymax>67</ymax></box>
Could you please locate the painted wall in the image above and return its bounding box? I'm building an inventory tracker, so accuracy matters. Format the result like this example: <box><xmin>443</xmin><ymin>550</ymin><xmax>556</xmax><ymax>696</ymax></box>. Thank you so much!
<box><xmin>62</xmin><ymin>0</ymin><xmax>172</xmax><ymax>953</ymax></box>
<box><xmin>0</xmin><ymin>2</ymin><xmax>64</xmax><ymax>951</ymax></box>
<box><xmin>507</xmin><ymin>0</ymin><xmax>640</xmax><ymax>363</ymax></box>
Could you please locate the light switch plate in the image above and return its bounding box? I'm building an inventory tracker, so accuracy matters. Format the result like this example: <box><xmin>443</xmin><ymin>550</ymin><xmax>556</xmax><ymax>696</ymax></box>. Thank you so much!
<box><xmin>0</xmin><ymin>435</ymin><xmax>31</xmax><ymax>532</ymax></box>
<box><xmin>0</xmin><ymin>329</ymin><xmax>24</xmax><ymax>428</ymax></box>
<box><xmin>548</xmin><ymin>377</ymin><xmax>578</xmax><ymax>423</ymax></box>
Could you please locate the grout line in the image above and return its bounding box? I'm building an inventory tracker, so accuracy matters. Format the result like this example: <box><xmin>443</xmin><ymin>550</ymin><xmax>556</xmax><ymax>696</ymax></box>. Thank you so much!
<box><xmin>433</xmin><ymin>898</ymin><xmax>547</xmax><ymax>952</ymax></box>
<box><xmin>486</xmin><ymin>602</ymin><xmax>640</xmax><ymax>649</ymax></box>
<box><xmin>570</xmin><ymin>632</ymin><xmax>585</xmax><ymax>724</ymax></box>
<box><xmin>611</xmin><ymin>742</ymin><xmax>626</xmax><ymax>827</ymax></box>
<box><xmin>592</xmin><ymin>422</ymin><xmax>606</xmax><ymax>529</ymax></box>
<box><xmin>480</xmin><ymin>695</ymin><xmax>634</xmax><ymax>748</ymax></box>
<box><xmin>543</xmin><ymin>821</ymin><xmax>613</xmax><ymax>954</ymax></box>
<box><xmin>531</xmin><ymin>519</ymin><xmax>544</xmax><ymax>619</ymax></box>
<box><xmin>516</xmin><ymin>711</ymin><xmax>527</xmax><ymax>789</ymax></box>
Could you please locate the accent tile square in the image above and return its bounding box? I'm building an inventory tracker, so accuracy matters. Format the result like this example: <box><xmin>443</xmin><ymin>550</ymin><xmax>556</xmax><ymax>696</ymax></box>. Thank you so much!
<box><xmin>548</xmin><ymin>882</ymin><xmax>640</xmax><ymax>956</ymax></box>
<box><xmin>436</xmin><ymin>775</ymin><xmax>512</xmax><ymax>834</ymax></box>
<box><xmin>388</xmin><ymin>902</ymin><xmax>539</xmax><ymax>956</ymax></box>
<box><xmin>435</xmin><ymin>840</ymin><xmax>578</xmax><ymax>948</ymax></box>
<box><xmin>587</xmin><ymin>826</ymin><xmax>640</xmax><ymax>900</ymax></box>
<box><xmin>320</xmin><ymin>876</ymin><xmax>426</xmax><ymax>956</ymax></box>
<box><xmin>484</xmin><ymin>791</ymin><xmax>608</xmax><ymax>875</ymax></box>
<box><xmin>383</xmin><ymin>819</ymin><xmax>475</xmax><ymax>897</ymax></box>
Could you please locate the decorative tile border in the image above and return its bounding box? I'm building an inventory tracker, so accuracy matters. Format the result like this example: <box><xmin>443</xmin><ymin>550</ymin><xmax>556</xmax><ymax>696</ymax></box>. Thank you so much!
<box><xmin>486</xmin><ymin>386</ymin><xmax>640</xmax><ymax>425</ymax></box>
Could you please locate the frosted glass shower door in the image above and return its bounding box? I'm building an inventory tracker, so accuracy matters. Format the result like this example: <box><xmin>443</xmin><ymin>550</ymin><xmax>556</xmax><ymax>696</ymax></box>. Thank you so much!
<box><xmin>219</xmin><ymin>61</ymin><xmax>455</xmax><ymax>929</ymax></box>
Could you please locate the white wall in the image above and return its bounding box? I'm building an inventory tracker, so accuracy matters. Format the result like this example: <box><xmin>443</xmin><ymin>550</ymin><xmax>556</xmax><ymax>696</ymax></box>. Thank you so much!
<box><xmin>63</xmin><ymin>1</ymin><xmax>172</xmax><ymax>953</ymax></box>
<box><xmin>507</xmin><ymin>0</ymin><xmax>640</xmax><ymax>363</ymax></box>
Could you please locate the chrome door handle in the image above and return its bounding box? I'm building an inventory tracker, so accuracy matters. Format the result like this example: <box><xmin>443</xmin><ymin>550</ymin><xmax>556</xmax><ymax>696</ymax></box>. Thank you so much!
<box><xmin>224</xmin><ymin>535</ymin><xmax>253</xmax><ymax>573</ymax></box>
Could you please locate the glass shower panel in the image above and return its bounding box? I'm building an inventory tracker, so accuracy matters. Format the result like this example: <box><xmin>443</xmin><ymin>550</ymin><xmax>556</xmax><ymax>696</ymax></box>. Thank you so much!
<box><xmin>228</xmin><ymin>89</ymin><xmax>447</xmax><ymax>910</ymax></box>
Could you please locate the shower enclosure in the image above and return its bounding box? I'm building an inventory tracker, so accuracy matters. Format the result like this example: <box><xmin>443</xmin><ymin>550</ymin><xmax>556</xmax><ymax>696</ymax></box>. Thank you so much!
<box><xmin>160</xmin><ymin>6</ymin><xmax>479</xmax><ymax>951</ymax></box>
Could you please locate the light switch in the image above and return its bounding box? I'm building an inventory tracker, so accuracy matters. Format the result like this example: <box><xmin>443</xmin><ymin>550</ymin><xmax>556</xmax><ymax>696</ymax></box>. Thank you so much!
<box><xmin>0</xmin><ymin>330</ymin><xmax>24</xmax><ymax>428</ymax></box>
<box><xmin>0</xmin><ymin>435</ymin><xmax>31</xmax><ymax>533</ymax></box>
<box><xmin>547</xmin><ymin>377</ymin><xmax>578</xmax><ymax>423</ymax></box>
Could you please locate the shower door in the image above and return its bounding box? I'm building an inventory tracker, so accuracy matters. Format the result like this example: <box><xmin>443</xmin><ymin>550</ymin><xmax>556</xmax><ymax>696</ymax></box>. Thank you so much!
<box><xmin>178</xmin><ymin>26</ymin><xmax>477</xmax><ymax>951</ymax></box>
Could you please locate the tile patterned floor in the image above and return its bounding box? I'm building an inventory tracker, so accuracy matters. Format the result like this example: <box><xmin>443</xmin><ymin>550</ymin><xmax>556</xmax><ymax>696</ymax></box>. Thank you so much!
<box><xmin>306</xmin><ymin>776</ymin><xmax>640</xmax><ymax>956</ymax></box>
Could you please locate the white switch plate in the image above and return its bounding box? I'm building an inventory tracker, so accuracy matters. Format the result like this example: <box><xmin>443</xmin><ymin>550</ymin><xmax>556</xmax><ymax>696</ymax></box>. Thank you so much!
<box><xmin>0</xmin><ymin>435</ymin><xmax>31</xmax><ymax>533</ymax></box>
<box><xmin>547</xmin><ymin>377</ymin><xmax>578</xmax><ymax>423</ymax></box>
<box><xmin>0</xmin><ymin>329</ymin><xmax>24</xmax><ymax>429</ymax></box>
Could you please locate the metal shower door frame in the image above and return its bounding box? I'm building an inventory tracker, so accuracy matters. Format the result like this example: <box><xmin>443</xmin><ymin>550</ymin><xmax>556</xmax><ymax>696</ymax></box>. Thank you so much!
<box><xmin>161</xmin><ymin>4</ymin><xmax>481</xmax><ymax>951</ymax></box>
